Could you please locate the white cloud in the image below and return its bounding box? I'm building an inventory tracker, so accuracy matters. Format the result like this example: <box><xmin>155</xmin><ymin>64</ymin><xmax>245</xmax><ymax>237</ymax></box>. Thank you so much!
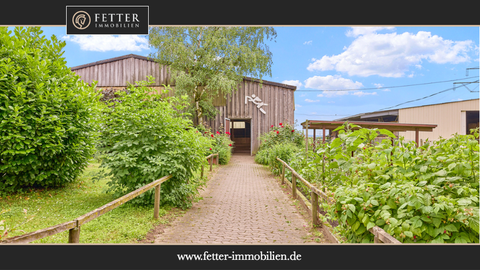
<box><xmin>303</xmin><ymin>40</ymin><xmax>312</xmax><ymax>45</ymax></box>
<box><xmin>304</xmin><ymin>75</ymin><xmax>363</xmax><ymax>97</ymax></box>
<box><xmin>373</xmin><ymin>83</ymin><xmax>391</xmax><ymax>91</ymax></box>
<box><xmin>305</xmin><ymin>99</ymin><xmax>320</xmax><ymax>102</ymax></box>
<box><xmin>282</xmin><ymin>80</ymin><xmax>303</xmax><ymax>88</ymax></box>
<box><xmin>63</xmin><ymin>35</ymin><xmax>149</xmax><ymax>52</ymax></box>
<box><xmin>345</xmin><ymin>27</ymin><xmax>395</xmax><ymax>37</ymax></box>
<box><xmin>352</xmin><ymin>91</ymin><xmax>377</xmax><ymax>97</ymax></box>
<box><xmin>295</xmin><ymin>104</ymin><xmax>302</xmax><ymax>108</ymax></box>
<box><xmin>307</xmin><ymin>30</ymin><xmax>475</xmax><ymax>77</ymax></box>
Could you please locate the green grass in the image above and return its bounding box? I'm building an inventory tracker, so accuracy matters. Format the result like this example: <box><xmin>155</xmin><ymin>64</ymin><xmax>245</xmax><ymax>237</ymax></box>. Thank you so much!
<box><xmin>0</xmin><ymin>161</ymin><xmax>218</xmax><ymax>243</ymax></box>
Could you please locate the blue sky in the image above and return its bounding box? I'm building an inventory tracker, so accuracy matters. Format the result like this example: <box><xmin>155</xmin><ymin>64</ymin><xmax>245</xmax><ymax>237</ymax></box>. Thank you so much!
<box><xmin>24</xmin><ymin>26</ymin><xmax>480</xmax><ymax>131</ymax></box>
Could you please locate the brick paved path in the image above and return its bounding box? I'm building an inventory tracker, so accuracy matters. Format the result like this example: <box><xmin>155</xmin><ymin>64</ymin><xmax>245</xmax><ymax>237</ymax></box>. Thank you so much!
<box><xmin>154</xmin><ymin>154</ymin><xmax>313</xmax><ymax>244</ymax></box>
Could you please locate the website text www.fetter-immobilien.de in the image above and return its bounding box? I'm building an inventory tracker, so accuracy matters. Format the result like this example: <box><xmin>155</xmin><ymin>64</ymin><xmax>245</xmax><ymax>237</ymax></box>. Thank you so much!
<box><xmin>177</xmin><ymin>250</ymin><xmax>301</xmax><ymax>261</ymax></box>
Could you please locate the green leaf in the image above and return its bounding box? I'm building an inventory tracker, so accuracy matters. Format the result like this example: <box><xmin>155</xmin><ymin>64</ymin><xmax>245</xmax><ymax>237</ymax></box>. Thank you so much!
<box><xmin>371</xmin><ymin>200</ymin><xmax>379</xmax><ymax>206</ymax></box>
<box><xmin>444</xmin><ymin>224</ymin><xmax>458</xmax><ymax>232</ymax></box>
<box><xmin>348</xmin><ymin>204</ymin><xmax>356</xmax><ymax>213</ymax></box>
<box><xmin>432</xmin><ymin>218</ymin><xmax>442</xmax><ymax>228</ymax></box>
<box><xmin>434</xmin><ymin>170</ymin><xmax>447</xmax><ymax>177</ymax></box>
<box><xmin>352</xmin><ymin>221</ymin><xmax>360</xmax><ymax>232</ymax></box>
<box><xmin>404</xmin><ymin>231</ymin><xmax>413</xmax><ymax>238</ymax></box>
<box><xmin>413</xmin><ymin>219</ymin><xmax>423</xmax><ymax>229</ymax></box>
<box><xmin>457</xmin><ymin>198</ymin><xmax>472</xmax><ymax>206</ymax></box>
<box><xmin>367</xmin><ymin>222</ymin><xmax>375</xmax><ymax>231</ymax></box>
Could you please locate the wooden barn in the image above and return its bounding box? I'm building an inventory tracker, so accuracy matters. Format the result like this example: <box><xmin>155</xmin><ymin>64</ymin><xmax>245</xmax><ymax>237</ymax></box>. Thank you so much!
<box><xmin>71</xmin><ymin>54</ymin><xmax>296</xmax><ymax>155</ymax></box>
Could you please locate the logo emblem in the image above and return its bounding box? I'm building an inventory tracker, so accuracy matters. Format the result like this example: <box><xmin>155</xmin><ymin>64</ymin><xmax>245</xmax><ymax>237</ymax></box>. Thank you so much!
<box><xmin>245</xmin><ymin>94</ymin><xmax>268</xmax><ymax>115</ymax></box>
<box><xmin>72</xmin><ymin>10</ymin><xmax>91</xmax><ymax>30</ymax></box>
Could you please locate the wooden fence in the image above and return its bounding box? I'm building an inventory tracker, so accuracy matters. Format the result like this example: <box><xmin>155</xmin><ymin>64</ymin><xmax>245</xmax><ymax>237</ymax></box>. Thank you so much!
<box><xmin>276</xmin><ymin>157</ymin><xmax>401</xmax><ymax>244</ymax></box>
<box><xmin>2</xmin><ymin>153</ymin><xmax>218</xmax><ymax>244</ymax></box>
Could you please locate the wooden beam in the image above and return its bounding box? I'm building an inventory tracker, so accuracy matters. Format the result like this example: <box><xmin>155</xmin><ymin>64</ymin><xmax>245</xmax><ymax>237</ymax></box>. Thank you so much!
<box><xmin>322</xmin><ymin>125</ymin><xmax>326</xmax><ymax>143</ymax></box>
<box><xmin>76</xmin><ymin>175</ymin><xmax>173</xmax><ymax>226</ymax></box>
<box><xmin>415</xmin><ymin>128</ymin><xmax>419</xmax><ymax>147</ymax></box>
<box><xmin>311</xmin><ymin>191</ymin><xmax>320</xmax><ymax>227</ymax></box>
<box><xmin>2</xmin><ymin>220</ymin><xmax>76</xmax><ymax>244</ymax></box>
<box><xmin>154</xmin><ymin>184</ymin><xmax>161</xmax><ymax>219</ymax></box>
<box><xmin>369</xmin><ymin>227</ymin><xmax>402</xmax><ymax>243</ymax></box>
<box><xmin>68</xmin><ymin>225</ymin><xmax>80</xmax><ymax>243</ymax></box>
<box><xmin>305</xmin><ymin>120</ymin><xmax>308</xmax><ymax>156</ymax></box>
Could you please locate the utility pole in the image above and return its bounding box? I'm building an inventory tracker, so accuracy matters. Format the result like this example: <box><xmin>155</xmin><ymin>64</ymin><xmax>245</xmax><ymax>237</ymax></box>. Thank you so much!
<box><xmin>453</xmin><ymin>67</ymin><xmax>479</xmax><ymax>92</ymax></box>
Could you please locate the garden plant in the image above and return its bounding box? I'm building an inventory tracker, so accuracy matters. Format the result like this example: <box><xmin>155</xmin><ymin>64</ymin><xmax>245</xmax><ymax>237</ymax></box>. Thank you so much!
<box><xmin>256</xmin><ymin>121</ymin><xmax>479</xmax><ymax>243</ymax></box>
<box><xmin>97</xmin><ymin>77</ymin><xmax>212</xmax><ymax>209</ymax></box>
<box><xmin>0</xmin><ymin>27</ymin><xmax>101</xmax><ymax>193</ymax></box>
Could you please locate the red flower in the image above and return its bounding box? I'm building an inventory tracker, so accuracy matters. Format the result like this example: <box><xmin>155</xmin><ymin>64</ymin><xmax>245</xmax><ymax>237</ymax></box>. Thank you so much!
<box><xmin>204</xmin><ymin>132</ymin><xmax>207</xmax><ymax>134</ymax></box>
<box><xmin>276</xmin><ymin>131</ymin><xmax>279</xmax><ymax>134</ymax></box>
<box><xmin>291</xmin><ymin>130</ymin><xmax>295</xmax><ymax>132</ymax></box>
<box><xmin>271</xmin><ymin>125</ymin><xmax>274</xmax><ymax>128</ymax></box>
<box><xmin>216</xmin><ymin>131</ymin><xmax>220</xmax><ymax>134</ymax></box>
<box><xmin>279</xmin><ymin>123</ymin><xmax>283</xmax><ymax>126</ymax></box>
<box><xmin>211</xmin><ymin>134</ymin><xmax>214</xmax><ymax>137</ymax></box>
<box><xmin>229</xmin><ymin>144</ymin><xmax>232</xmax><ymax>146</ymax></box>
<box><xmin>226</xmin><ymin>131</ymin><xmax>230</xmax><ymax>135</ymax></box>
<box><xmin>413</xmin><ymin>235</ymin><xmax>416</xmax><ymax>239</ymax></box>
<box><xmin>444</xmin><ymin>230</ymin><xmax>446</xmax><ymax>234</ymax></box>
<box><xmin>209</xmin><ymin>148</ymin><xmax>212</xmax><ymax>151</ymax></box>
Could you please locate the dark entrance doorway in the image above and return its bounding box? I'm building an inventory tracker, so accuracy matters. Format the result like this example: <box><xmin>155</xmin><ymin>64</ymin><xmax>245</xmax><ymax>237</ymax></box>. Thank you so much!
<box><xmin>230</xmin><ymin>119</ymin><xmax>251</xmax><ymax>153</ymax></box>
<box><xmin>466</xmin><ymin>111</ymin><xmax>479</xmax><ymax>135</ymax></box>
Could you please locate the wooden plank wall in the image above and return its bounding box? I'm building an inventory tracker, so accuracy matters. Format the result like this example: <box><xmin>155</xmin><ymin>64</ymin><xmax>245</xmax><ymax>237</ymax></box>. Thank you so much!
<box><xmin>73</xmin><ymin>57</ymin><xmax>172</xmax><ymax>87</ymax></box>
<box><xmin>73</xmin><ymin>56</ymin><xmax>295</xmax><ymax>154</ymax></box>
<box><xmin>204</xmin><ymin>80</ymin><xmax>295</xmax><ymax>154</ymax></box>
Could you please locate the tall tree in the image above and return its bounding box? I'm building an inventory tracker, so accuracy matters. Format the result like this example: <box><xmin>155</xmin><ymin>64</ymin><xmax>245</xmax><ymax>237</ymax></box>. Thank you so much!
<box><xmin>148</xmin><ymin>27</ymin><xmax>276</xmax><ymax>126</ymax></box>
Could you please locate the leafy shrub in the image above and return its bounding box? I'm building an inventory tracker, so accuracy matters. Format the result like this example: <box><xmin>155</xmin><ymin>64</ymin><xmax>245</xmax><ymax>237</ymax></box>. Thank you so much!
<box><xmin>98</xmin><ymin>78</ymin><xmax>211</xmax><ymax>209</ymax></box>
<box><xmin>255</xmin><ymin>122</ymin><xmax>303</xmax><ymax>174</ymax></box>
<box><xmin>258</xmin><ymin>122</ymin><xmax>304</xmax><ymax>152</ymax></box>
<box><xmin>267</xmin><ymin>143</ymin><xmax>301</xmax><ymax>175</ymax></box>
<box><xmin>254</xmin><ymin>148</ymin><xmax>269</xmax><ymax>165</ymax></box>
<box><xmin>294</xmin><ymin>122</ymin><xmax>479</xmax><ymax>243</ymax></box>
<box><xmin>197</xmin><ymin>125</ymin><xmax>233</xmax><ymax>165</ymax></box>
<box><xmin>0</xmin><ymin>27</ymin><xmax>101</xmax><ymax>193</ymax></box>
<box><xmin>329</xmin><ymin>128</ymin><xmax>479</xmax><ymax>243</ymax></box>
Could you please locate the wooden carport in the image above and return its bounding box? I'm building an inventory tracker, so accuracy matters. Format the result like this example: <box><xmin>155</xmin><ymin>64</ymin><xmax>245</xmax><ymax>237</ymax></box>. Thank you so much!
<box><xmin>301</xmin><ymin>120</ymin><xmax>437</xmax><ymax>152</ymax></box>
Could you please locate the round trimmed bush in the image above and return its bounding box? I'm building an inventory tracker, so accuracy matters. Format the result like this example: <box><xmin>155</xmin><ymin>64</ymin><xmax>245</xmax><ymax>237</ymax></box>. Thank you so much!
<box><xmin>0</xmin><ymin>27</ymin><xmax>101</xmax><ymax>193</ymax></box>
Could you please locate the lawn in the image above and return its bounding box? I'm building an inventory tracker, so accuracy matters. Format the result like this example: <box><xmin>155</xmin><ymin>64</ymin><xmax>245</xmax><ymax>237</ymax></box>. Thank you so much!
<box><xmin>0</xmin><ymin>161</ymin><xmax>217</xmax><ymax>243</ymax></box>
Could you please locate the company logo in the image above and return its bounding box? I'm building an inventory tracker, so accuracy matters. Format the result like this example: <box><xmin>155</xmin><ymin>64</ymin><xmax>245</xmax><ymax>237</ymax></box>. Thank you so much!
<box><xmin>66</xmin><ymin>6</ymin><xmax>149</xmax><ymax>35</ymax></box>
<box><xmin>72</xmin><ymin>10</ymin><xmax>91</xmax><ymax>30</ymax></box>
<box><xmin>246</xmin><ymin>94</ymin><xmax>268</xmax><ymax>114</ymax></box>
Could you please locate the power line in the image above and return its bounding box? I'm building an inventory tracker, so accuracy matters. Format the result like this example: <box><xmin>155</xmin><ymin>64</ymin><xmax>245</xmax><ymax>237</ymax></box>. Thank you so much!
<box><xmin>295</xmin><ymin>114</ymin><xmax>349</xmax><ymax>116</ymax></box>
<box><xmin>294</xmin><ymin>76</ymin><xmax>479</xmax><ymax>92</ymax></box>
<box><xmin>379</xmin><ymin>82</ymin><xmax>478</xmax><ymax>110</ymax></box>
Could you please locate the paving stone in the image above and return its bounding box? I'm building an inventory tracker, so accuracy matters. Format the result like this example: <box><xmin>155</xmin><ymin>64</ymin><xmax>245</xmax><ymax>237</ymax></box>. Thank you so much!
<box><xmin>154</xmin><ymin>154</ymin><xmax>313</xmax><ymax>244</ymax></box>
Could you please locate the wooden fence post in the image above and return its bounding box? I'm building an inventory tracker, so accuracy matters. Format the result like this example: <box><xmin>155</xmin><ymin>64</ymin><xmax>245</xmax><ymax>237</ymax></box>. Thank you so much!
<box><xmin>216</xmin><ymin>154</ymin><xmax>219</xmax><ymax>165</ymax></box>
<box><xmin>154</xmin><ymin>184</ymin><xmax>161</xmax><ymax>219</ymax></box>
<box><xmin>210</xmin><ymin>156</ymin><xmax>213</xmax><ymax>171</ymax></box>
<box><xmin>68</xmin><ymin>226</ymin><xmax>80</xmax><ymax>243</ymax></box>
<box><xmin>311</xmin><ymin>191</ymin><xmax>320</xmax><ymax>227</ymax></box>
<box><xmin>281</xmin><ymin>163</ymin><xmax>285</xmax><ymax>184</ymax></box>
<box><xmin>292</xmin><ymin>174</ymin><xmax>297</xmax><ymax>199</ymax></box>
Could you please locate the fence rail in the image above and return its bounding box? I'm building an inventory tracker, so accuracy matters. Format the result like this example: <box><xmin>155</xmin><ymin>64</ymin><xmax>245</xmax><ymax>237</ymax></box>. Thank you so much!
<box><xmin>276</xmin><ymin>157</ymin><xmax>401</xmax><ymax>244</ymax></box>
<box><xmin>2</xmin><ymin>153</ymin><xmax>219</xmax><ymax>244</ymax></box>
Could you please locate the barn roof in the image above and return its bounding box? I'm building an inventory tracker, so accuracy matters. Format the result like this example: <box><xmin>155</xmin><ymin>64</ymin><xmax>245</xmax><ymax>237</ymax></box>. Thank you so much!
<box><xmin>70</xmin><ymin>54</ymin><xmax>296</xmax><ymax>90</ymax></box>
